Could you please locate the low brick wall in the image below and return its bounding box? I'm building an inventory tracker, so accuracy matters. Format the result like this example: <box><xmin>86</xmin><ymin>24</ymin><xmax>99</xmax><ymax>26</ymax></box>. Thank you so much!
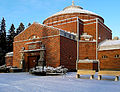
<box><xmin>78</xmin><ymin>62</ymin><xmax>98</xmax><ymax>71</ymax></box>
<box><xmin>5</xmin><ymin>56</ymin><xmax>13</xmax><ymax>66</ymax></box>
<box><xmin>98</xmin><ymin>49</ymin><xmax>120</xmax><ymax>71</ymax></box>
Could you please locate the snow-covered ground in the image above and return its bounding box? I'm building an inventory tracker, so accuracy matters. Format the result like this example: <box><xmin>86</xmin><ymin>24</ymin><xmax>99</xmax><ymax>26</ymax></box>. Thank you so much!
<box><xmin>0</xmin><ymin>72</ymin><xmax>120</xmax><ymax>92</ymax></box>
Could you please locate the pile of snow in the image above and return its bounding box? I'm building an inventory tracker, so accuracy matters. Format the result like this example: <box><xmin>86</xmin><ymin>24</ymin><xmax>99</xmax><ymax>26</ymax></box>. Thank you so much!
<box><xmin>29</xmin><ymin>66</ymin><xmax>68</xmax><ymax>75</ymax></box>
<box><xmin>0</xmin><ymin>65</ymin><xmax>6</xmax><ymax>69</ymax></box>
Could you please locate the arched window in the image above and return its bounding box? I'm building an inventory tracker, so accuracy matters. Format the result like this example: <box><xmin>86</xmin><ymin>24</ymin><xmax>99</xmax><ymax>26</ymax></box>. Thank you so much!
<box><xmin>102</xmin><ymin>55</ymin><xmax>108</xmax><ymax>59</ymax></box>
<box><xmin>114</xmin><ymin>54</ymin><xmax>120</xmax><ymax>58</ymax></box>
<box><xmin>29</xmin><ymin>35</ymin><xmax>39</xmax><ymax>40</ymax></box>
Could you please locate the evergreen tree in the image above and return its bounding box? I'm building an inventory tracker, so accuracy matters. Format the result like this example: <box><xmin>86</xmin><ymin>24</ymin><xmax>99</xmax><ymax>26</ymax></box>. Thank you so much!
<box><xmin>16</xmin><ymin>23</ymin><xmax>25</xmax><ymax>35</ymax></box>
<box><xmin>0</xmin><ymin>17</ymin><xmax>6</xmax><ymax>51</ymax></box>
<box><xmin>7</xmin><ymin>24</ymin><xmax>15</xmax><ymax>52</ymax></box>
<box><xmin>0</xmin><ymin>17</ymin><xmax>7</xmax><ymax>65</ymax></box>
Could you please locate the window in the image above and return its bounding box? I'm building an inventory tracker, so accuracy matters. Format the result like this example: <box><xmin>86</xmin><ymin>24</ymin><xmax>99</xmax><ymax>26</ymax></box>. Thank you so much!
<box><xmin>29</xmin><ymin>35</ymin><xmax>39</xmax><ymax>40</ymax></box>
<box><xmin>115</xmin><ymin>54</ymin><xmax>120</xmax><ymax>58</ymax></box>
<box><xmin>102</xmin><ymin>55</ymin><xmax>108</xmax><ymax>59</ymax></box>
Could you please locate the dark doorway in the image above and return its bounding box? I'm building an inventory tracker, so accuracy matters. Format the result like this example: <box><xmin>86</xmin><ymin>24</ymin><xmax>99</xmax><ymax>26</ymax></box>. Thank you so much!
<box><xmin>28</xmin><ymin>56</ymin><xmax>40</xmax><ymax>70</ymax></box>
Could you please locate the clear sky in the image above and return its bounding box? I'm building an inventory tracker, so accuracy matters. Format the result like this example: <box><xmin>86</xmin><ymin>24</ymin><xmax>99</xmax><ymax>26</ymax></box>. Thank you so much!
<box><xmin>0</xmin><ymin>0</ymin><xmax>120</xmax><ymax>38</ymax></box>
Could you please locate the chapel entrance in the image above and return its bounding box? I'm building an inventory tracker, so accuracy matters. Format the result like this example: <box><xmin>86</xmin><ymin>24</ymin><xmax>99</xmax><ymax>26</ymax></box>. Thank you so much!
<box><xmin>28</xmin><ymin>56</ymin><xmax>40</xmax><ymax>70</ymax></box>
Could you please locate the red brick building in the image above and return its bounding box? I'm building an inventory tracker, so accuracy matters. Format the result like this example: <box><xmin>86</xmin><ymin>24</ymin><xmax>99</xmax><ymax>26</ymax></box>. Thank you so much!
<box><xmin>6</xmin><ymin>2</ymin><xmax>120</xmax><ymax>71</ymax></box>
<box><xmin>5</xmin><ymin>52</ymin><xmax>13</xmax><ymax>67</ymax></box>
<box><xmin>98</xmin><ymin>39</ymin><xmax>120</xmax><ymax>70</ymax></box>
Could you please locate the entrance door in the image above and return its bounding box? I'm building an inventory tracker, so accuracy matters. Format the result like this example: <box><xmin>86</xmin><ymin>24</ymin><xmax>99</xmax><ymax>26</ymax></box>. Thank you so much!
<box><xmin>28</xmin><ymin>56</ymin><xmax>39</xmax><ymax>70</ymax></box>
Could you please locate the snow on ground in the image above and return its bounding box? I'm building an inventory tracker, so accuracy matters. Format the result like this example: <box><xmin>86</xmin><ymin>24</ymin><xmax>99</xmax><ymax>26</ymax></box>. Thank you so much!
<box><xmin>0</xmin><ymin>72</ymin><xmax>120</xmax><ymax>92</ymax></box>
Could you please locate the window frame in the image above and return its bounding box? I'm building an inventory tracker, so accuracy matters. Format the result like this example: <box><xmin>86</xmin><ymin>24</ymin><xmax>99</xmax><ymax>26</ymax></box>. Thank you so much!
<box><xmin>114</xmin><ymin>54</ymin><xmax>120</xmax><ymax>58</ymax></box>
<box><xmin>102</xmin><ymin>55</ymin><xmax>108</xmax><ymax>59</ymax></box>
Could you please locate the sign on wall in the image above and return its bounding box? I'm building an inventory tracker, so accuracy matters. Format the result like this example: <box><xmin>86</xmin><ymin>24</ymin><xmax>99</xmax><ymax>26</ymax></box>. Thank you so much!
<box><xmin>28</xmin><ymin>45</ymin><xmax>36</xmax><ymax>50</ymax></box>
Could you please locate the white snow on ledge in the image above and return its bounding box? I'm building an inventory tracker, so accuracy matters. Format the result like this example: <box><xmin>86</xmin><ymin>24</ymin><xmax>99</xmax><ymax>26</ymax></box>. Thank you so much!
<box><xmin>78</xmin><ymin>59</ymin><xmax>98</xmax><ymax>63</ymax></box>
<box><xmin>20</xmin><ymin>49</ymin><xmax>45</xmax><ymax>52</ymax></box>
<box><xmin>25</xmin><ymin>41</ymin><xmax>42</xmax><ymax>45</ymax></box>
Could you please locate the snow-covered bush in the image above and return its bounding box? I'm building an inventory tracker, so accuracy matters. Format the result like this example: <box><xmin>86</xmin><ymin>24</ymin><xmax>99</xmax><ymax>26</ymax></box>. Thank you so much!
<box><xmin>0</xmin><ymin>65</ymin><xmax>10</xmax><ymax>72</ymax></box>
<box><xmin>29</xmin><ymin>66</ymin><xmax>68</xmax><ymax>75</ymax></box>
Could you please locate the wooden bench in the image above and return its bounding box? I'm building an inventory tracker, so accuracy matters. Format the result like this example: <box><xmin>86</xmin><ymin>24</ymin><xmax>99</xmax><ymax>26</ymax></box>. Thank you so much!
<box><xmin>76</xmin><ymin>70</ymin><xmax>96</xmax><ymax>79</ymax></box>
<box><xmin>98</xmin><ymin>71</ymin><xmax>120</xmax><ymax>81</ymax></box>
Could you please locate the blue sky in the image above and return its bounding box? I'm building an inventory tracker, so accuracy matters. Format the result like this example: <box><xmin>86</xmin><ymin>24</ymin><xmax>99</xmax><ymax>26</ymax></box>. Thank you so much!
<box><xmin>0</xmin><ymin>0</ymin><xmax>120</xmax><ymax>38</ymax></box>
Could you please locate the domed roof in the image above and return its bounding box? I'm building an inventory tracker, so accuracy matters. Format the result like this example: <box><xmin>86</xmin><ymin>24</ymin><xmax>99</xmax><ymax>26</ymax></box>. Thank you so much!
<box><xmin>50</xmin><ymin>1</ymin><xmax>98</xmax><ymax>18</ymax></box>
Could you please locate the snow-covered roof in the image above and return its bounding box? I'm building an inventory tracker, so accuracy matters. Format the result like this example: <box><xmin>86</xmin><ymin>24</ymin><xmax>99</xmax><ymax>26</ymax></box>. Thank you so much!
<box><xmin>99</xmin><ymin>40</ymin><xmax>120</xmax><ymax>46</ymax></box>
<box><xmin>99</xmin><ymin>40</ymin><xmax>120</xmax><ymax>51</ymax></box>
<box><xmin>5</xmin><ymin>52</ymin><xmax>13</xmax><ymax>57</ymax></box>
<box><xmin>48</xmin><ymin>5</ymin><xmax>98</xmax><ymax>18</ymax></box>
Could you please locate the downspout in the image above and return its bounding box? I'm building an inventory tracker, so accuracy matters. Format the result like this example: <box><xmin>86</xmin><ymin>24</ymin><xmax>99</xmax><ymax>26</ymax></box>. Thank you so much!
<box><xmin>76</xmin><ymin>16</ymin><xmax>79</xmax><ymax>70</ymax></box>
<box><xmin>96</xmin><ymin>18</ymin><xmax>99</xmax><ymax>71</ymax></box>
<box><xmin>96</xmin><ymin>18</ymin><xmax>98</xmax><ymax>60</ymax></box>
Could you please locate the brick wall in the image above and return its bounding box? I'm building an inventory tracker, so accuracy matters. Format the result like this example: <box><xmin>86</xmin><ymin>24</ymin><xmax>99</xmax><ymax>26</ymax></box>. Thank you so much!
<box><xmin>60</xmin><ymin>36</ymin><xmax>77</xmax><ymax>70</ymax></box>
<box><xmin>5</xmin><ymin>56</ymin><xmax>13</xmax><ymax>66</ymax></box>
<box><xmin>59</xmin><ymin>37</ymin><xmax>97</xmax><ymax>70</ymax></box>
<box><xmin>43</xmin><ymin>13</ymin><xmax>104</xmax><ymax>24</ymax></box>
<box><xmin>98</xmin><ymin>49</ymin><xmax>120</xmax><ymax>70</ymax></box>
<box><xmin>14</xmin><ymin>23</ymin><xmax>60</xmax><ymax>41</ymax></box>
<box><xmin>13</xmin><ymin>36</ymin><xmax>61</xmax><ymax>71</ymax></box>
<box><xmin>78</xmin><ymin>62</ymin><xmax>98</xmax><ymax>71</ymax></box>
<box><xmin>83</xmin><ymin>22</ymin><xmax>96</xmax><ymax>40</ymax></box>
<box><xmin>98</xmin><ymin>20</ymin><xmax>112</xmax><ymax>43</ymax></box>
<box><xmin>13</xmin><ymin>23</ymin><xmax>61</xmax><ymax>71</ymax></box>
<box><xmin>43</xmin><ymin>13</ymin><xmax>103</xmax><ymax>39</ymax></box>
<box><xmin>79</xmin><ymin>41</ymin><xmax>96</xmax><ymax>60</ymax></box>
<box><xmin>43</xmin><ymin>13</ymin><xmax>112</xmax><ymax>44</ymax></box>
<box><xmin>54</xmin><ymin>21</ymin><xmax>77</xmax><ymax>33</ymax></box>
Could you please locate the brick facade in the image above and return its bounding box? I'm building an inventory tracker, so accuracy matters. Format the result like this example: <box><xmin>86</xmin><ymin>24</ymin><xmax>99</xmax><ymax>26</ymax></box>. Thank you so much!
<box><xmin>43</xmin><ymin>13</ymin><xmax>112</xmax><ymax>43</ymax></box>
<box><xmin>79</xmin><ymin>41</ymin><xmax>96</xmax><ymax>60</ymax></box>
<box><xmin>98</xmin><ymin>49</ymin><xmax>120</xmax><ymax>70</ymax></box>
<box><xmin>5</xmin><ymin>56</ymin><xmax>13</xmax><ymax>66</ymax></box>
<box><xmin>13</xmin><ymin>24</ymin><xmax>61</xmax><ymax>71</ymax></box>
<box><xmin>43</xmin><ymin>13</ymin><xmax>104</xmax><ymax>25</ymax></box>
<box><xmin>60</xmin><ymin>36</ymin><xmax>77</xmax><ymax>70</ymax></box>
<box><xmin>78</xmin><ymin>62</ymin><xmax>98</xmax><ymax>71</ymax></box>
<box><xmin>98</xmin><ymin>20</ymin><xmax>112</xmax><ymax>43</ymax></box>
